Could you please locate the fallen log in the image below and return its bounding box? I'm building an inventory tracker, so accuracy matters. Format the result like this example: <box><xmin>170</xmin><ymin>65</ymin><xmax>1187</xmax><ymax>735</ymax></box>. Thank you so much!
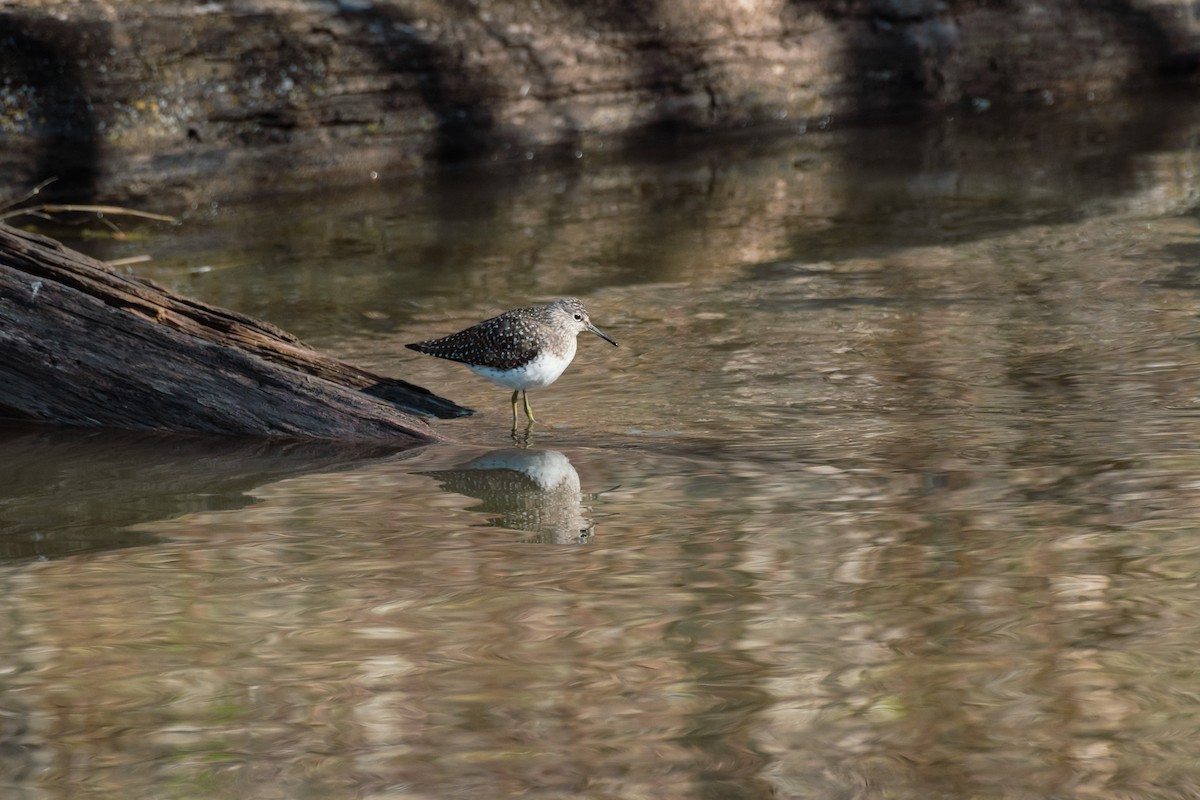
<box><xmin>0</xmin><ymin>223</ymin><xmax>470</xmax><ymax>441</ymax></box>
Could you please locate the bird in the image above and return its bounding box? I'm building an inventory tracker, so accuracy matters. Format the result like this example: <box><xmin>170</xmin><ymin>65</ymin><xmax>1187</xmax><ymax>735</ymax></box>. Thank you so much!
<box><xmin>405</xmin><ymin>297</ymin><xmax>618</xmax><ymax>425</ymax></box>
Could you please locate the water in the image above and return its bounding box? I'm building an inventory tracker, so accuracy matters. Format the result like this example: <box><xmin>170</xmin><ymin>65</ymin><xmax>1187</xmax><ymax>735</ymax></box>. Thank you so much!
<box><xmin>7</xmin><ymin>94</ymin><xmax>1200</xmax><ymax>798</ymax></box>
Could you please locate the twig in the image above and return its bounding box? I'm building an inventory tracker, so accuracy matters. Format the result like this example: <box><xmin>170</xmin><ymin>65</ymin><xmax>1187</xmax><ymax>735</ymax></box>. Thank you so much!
<box><xmin>30</xmin><ymin>204</ymin><xmax>177</xmax><ymax>223</ymax></box>
<box><xmin>0</xmin><ymin>203</ymin><xmax>177</xmax><ymax>223</ymax></box>
<box><xmin>0</xmin><ymin>177</ymin><xmax>177</xmax><ymax>224</ymax></box>
<box><xmin>105</xmin><ymin>255</ymin><xmax>153</xmax><ymax>267</ymax></box>
<box><xmin>0</xmin><ymin>177</ymin><xmax>58</xmax><ymax>214</ymax></box>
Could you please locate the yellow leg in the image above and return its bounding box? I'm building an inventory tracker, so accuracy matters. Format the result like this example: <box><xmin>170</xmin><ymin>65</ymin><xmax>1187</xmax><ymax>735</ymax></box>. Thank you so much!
<box><xmin>510</xmin><ymin>390</ymin><xmax>520</xmax><ymax>427</ymax></box>
<box><xmin>522</xmin><ymin>390</ymin><xmax>536</xmax><ymax>423</ymax></box>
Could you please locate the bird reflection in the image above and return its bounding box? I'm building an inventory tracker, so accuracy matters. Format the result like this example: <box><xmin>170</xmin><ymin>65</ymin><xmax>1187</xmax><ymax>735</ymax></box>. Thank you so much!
<box><xmin>419</xmin><ymin>448</ymin><xmax>594</xmax><ymax>544</ymax></box>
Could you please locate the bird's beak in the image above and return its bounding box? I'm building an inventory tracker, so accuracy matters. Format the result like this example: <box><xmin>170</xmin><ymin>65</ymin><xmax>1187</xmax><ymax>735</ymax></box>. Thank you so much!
<box><xmin>589</xmin><ymin>324</ymin><xmax>618</xmax><ymax>347</ymax></box>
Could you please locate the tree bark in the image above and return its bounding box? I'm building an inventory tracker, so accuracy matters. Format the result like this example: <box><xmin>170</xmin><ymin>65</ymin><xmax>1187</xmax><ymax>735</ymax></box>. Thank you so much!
<box><xmin>0</xmin><ymin>223</ymin><xmax>469</xmax><ymax>441</ymax></box>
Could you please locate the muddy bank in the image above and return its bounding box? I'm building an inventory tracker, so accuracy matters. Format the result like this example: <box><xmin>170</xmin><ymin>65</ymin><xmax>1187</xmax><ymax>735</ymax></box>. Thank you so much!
<box><xmin>1</xmin><ymin>0</ymin><xmax>1197</xmax><ymax>207</ymax></box>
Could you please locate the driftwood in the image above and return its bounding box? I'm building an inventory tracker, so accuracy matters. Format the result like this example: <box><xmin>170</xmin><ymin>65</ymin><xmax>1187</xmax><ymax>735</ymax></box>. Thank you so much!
<box><xmin>0</xmin><ymin>223</ymin><xmax>470</xmax><ymax>441</ymax></box>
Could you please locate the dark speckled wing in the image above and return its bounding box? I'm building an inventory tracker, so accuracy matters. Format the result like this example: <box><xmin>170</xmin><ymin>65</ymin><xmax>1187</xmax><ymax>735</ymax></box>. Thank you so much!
<box><xmin>406</xmin><ymin>310</ymin><xmax>542</xmax><ymax>370</ymax></box>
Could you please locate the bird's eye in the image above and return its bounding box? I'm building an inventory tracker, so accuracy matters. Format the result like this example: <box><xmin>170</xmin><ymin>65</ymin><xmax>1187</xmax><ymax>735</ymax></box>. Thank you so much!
<box><xmin>573</xmin><ymin>313</ymin><xmax>583</xmax><ymax>320</ymax></box>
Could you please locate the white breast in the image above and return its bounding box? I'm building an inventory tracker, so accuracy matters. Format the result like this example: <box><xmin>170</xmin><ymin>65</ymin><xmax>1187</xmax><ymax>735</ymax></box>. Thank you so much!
<box><xmin>469</xmin><ymin>341</ymin><xmax>577</xmax><ymax>390</ymax></box>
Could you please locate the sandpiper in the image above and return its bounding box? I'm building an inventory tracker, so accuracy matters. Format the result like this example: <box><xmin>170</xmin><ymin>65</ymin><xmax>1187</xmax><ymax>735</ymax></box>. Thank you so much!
<box><xmin>406</xmin><ymin>297</ymin><xmax>618</xmax><ymax>424</ymax></box>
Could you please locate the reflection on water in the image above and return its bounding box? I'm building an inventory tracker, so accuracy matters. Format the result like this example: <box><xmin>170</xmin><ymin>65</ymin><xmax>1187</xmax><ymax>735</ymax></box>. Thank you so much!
<box><xmin>0</xmin><ymin>425</ymin><xmax>415</xmax><ymax>560</ymax></box>
<box><xmin>420</xmin><ymin>448</ymin><xmax>594</xmax><ymax>544</ymax></box>
<box><xmin>9</xmin><ymin>94</ymin><xmax>1200</xmax><ymax>798</ymax></box>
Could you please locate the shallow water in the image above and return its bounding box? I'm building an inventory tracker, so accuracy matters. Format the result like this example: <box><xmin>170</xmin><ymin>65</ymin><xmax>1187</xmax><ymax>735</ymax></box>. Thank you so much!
<box><xmin>8</xmin><ymin>95</ymin><xmax>1200</xmax><ymax>798</ymax></box>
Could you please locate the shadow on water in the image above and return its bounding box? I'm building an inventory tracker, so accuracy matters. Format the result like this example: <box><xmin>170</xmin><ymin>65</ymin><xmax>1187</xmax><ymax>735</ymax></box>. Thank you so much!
<box><xmin>792</xmin><ymin>89</ymin><xmax>1198</xmax><ymax>264</ymax></box>
<box><xmin>0</xmin><ymin>423</ymin><xmax>419</xmax><ymax>561</ymax></box>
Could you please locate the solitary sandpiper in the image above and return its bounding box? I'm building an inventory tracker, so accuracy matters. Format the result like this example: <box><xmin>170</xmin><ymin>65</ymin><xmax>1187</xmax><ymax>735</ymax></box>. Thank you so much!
<box><xmin>406</xmin><ymin>297</ymin><xmax>618</xmax><ymax>424</ymax></box>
